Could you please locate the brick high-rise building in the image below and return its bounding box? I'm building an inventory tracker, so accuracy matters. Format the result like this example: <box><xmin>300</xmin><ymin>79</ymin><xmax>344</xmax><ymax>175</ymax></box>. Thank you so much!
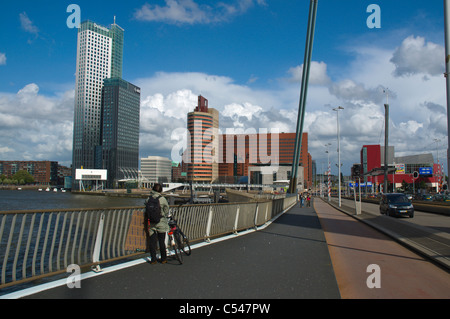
<box><xmin>219</xmin><ymin>132</ymin><xmax>312</xmax><ymax>189</ymax></box>
<box><xmin>184</xmin><ymin>96</ymin><xmax>219</xmax><ymax>182</ymax></box>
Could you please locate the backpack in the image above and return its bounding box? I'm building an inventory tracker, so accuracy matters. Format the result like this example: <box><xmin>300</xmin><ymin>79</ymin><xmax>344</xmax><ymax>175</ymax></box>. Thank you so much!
<box><xmin>145</xmin><ymin>195</ymin><xmax>162</xmax><ymax>225</ymax></box>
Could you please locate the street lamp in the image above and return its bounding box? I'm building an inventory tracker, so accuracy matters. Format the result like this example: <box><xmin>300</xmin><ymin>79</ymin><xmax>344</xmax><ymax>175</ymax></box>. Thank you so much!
<box><xmin>325</xmin><ymin>143</ymin><xmax>331</xmax><ymax>202</ymax></box>
<box><xmin>434</xmin><ymin>138</ymin><xmax>441</xmax><ymax>192</ymax></box>
<box><xmin>333</xmin><ymin>106</ymin><xmax>344</xmax><ymax>207</ymax></box>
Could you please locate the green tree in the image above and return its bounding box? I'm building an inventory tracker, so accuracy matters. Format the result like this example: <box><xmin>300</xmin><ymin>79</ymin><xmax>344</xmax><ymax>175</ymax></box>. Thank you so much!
<box><xmin>401</xmin><ymin>180</ymin><xmax>410</xmax><ymax>192</ymax></box>
<box><xmin>12</xmin><ymin>170</ymin><xmax>34</xmax><ymax>184</ymax></box>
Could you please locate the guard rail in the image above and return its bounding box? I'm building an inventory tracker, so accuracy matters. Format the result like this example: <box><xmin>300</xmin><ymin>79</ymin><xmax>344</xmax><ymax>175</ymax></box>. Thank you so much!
<box><xmin>0</xmin><ymin>195</ymin><xmax>297</xmax><ymax>289</ymax></box>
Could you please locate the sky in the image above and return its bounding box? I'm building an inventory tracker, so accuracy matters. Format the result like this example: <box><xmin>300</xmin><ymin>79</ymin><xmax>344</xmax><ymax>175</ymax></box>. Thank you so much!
<box><xmin>0</xmin><ymin>0</ymin><xmax>449</xmax><ymax>178</ymax></box>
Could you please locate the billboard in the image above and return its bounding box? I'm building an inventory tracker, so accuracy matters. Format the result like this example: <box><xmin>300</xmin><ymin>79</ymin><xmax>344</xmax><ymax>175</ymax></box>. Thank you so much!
<box><xmin>395</xmin><ymin>163</ymin><xmax>405</xmax><ymax>174</ymax></box>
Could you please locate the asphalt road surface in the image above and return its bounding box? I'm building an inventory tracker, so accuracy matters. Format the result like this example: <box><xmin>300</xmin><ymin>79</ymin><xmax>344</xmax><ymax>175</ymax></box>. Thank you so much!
<box><xmin>314</xmin><ymin>198</ymin><xmax>450</xmax><ymax>298</ymax></box>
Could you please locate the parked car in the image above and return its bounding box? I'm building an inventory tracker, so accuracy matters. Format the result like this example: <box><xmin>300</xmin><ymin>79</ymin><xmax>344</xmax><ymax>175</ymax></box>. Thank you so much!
<box><xmin>380</xmin><ymin>193</ymin><xmax>414</xmax><ymax>218</ymax></box>
<box><xmin>434</xmin><ymin>194</ymin><xmax>450</xmax><ymax>202</ymax></box>
<box><xmin>420</xmin><ymin>194</ymin><xmax>433</xmax><ymax>201</ymax></box>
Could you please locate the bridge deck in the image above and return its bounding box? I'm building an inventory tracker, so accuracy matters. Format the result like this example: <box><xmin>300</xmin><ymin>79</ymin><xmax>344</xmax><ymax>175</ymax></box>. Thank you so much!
<box><xmin>21</xmin><ymin>202</ymin><xmax>341</xmax><ymax>299</ymax></box>
<box><xmin>10</xmin><ymin>198</ymin><xmax>450</xmax><ymax>300</ymax></box>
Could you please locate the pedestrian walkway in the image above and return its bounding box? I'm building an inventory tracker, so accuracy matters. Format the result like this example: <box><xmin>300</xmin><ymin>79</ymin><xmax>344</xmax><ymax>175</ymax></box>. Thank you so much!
<box><xmin>22</xmin><ymin>202</ymin><xmax>341</xmax><ymax>299</ymax></box>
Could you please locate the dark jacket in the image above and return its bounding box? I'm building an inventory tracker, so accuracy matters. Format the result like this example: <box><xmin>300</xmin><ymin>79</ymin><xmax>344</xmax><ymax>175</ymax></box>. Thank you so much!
<box><xmin>145</xmin><ymin>190</ymin><xmax>170</xmax><ymax>235</ymax></box>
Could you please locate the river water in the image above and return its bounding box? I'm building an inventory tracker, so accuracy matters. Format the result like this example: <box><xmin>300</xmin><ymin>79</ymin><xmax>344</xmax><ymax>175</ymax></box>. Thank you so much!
<box><xmin>0</xmin><ymin>189</ymin><xmax>147</xmax><ymax>211</ymax></box>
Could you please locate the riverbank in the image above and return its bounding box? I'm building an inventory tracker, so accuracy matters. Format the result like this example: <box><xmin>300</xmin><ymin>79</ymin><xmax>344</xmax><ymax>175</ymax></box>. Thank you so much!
<box><xmin>71</xmin><ymin>189</ymin><xmax>149</xmax><ymax>198</ymax></box>
<box><xmin>0</xmin><ymin>185</ymin><xmax>54</xmax><ymax>190</ymax></box>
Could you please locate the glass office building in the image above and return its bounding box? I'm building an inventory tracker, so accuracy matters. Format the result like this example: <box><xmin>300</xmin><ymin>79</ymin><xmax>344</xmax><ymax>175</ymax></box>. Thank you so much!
<box><xmin>98</xmin><ymin>78</ymin><xmax>141</xmax><ymax>188</ymax></box>
<box><xmin>72</xmin><ymin>20</ymin><xmax>124</xmax><ymax>188</ymax></box>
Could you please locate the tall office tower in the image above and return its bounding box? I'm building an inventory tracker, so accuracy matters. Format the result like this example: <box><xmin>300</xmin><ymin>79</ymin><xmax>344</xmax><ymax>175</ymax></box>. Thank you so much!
<box><xmin>72</xmin><ymin>20</ymin><xmax>124</xmax><ymax>188</ymax></box>
<box><xmin>98</xmin><ymin>78</ymin><xmax>141</xmax><ymax>188</ymax></box>
<box><xmin>185</xmin><ymin>96</ymin><xmax>219</xmax><ymax>182</ymax></box>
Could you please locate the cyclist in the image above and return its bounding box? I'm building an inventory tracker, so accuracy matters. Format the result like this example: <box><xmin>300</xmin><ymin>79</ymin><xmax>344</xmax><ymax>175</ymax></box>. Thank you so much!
<box><xmin>146</xmin><ymin>183</ymin><xmax>170</xmax><ymax>264</ymax></box>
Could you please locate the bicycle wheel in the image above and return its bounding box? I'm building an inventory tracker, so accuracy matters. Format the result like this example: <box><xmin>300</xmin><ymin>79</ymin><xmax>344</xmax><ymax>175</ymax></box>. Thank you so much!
<box><xmin>181</xmin><ymin>234</ymin><xmax>191</xmax><ymax>256</ymax></box>
<box><xmin>171</xmin><ymin>235</ymin><xmax>183</xmax><ymax>264</ymax></box>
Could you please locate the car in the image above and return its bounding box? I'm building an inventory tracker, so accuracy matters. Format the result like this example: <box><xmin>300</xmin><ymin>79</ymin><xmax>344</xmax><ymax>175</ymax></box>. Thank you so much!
<box><xmin>380</xmin><ymin>193</ymin><xmax>414</xmax><ymax>218</ymax></box>
<box><xmin>420</xmin><ymin>194</ymin><xmax>433</xmax><ymax>201</ymax></box>
<box><xmin>434</xmin><ymin>194</ymin><xmax>450</xmax><ymax>202</ymax></box>
<box><xmin>404</xmin><ymin>193</ymin><xmax>413</xmax><ymax>201</ymax></box>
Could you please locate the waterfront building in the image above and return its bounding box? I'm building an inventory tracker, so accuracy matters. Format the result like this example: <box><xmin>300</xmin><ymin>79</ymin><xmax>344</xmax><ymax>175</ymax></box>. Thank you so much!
<box><xmin>219</xmin><ymin>132</ymin><xmax>312</xmax><ymax>189</ymax></box>
<box><xmin>72</xmin><ymin>20</ymin><xmax>124</xmax><ymax>188</ymax></box>
<box><xmin>97</xmin><ymin>78</ymin><xmax>141</xmax><ymax>188</ymax></box>
<box><xmin>184</xmin><ymin>96</ymin><xmax>219</xmax><ymax>183</ymax></box>
<box><xmin>141</xmin><ymin>156</ymin><xmax>172</xmax><ymax>184</ymax></box>
<box><xmin>0</xmin><ymin>161</ymin><xmax>67</xmax><ymax>186</ymax></box>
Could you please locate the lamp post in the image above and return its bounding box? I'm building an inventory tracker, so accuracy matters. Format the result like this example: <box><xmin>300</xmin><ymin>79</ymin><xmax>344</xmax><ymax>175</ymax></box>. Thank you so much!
<box><xmin>325</xmin><ymin>143</ymin><xmax>331</xmax><ymax>202</ymax></box>
<box><xmin>444</xmin><ymin>0</ymin><xmax>450</xmax><ymax>191</ymax></box>
<box><xmin>434</xmin><ymin>138</ymin><xmax>441</xmax><ymax>192</ymax></box>
<box><xmin>333</xmin><ymin>106</ymin><xmax>344</xmax><ymax>207</ymax></box>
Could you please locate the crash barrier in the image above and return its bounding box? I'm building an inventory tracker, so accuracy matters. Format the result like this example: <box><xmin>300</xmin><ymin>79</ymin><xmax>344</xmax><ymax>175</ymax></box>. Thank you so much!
<box><xmin>0</xmin><ymin>195</ymin><xmax>297</xmax><ymax>289</ymax></box>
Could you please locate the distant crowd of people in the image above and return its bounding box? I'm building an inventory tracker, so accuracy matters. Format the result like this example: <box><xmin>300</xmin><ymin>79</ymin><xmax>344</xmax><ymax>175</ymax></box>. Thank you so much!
<box><xmin>300</xmin><ymin>193</ymin><xmax>311</xmax><ymax>207</ymax></box>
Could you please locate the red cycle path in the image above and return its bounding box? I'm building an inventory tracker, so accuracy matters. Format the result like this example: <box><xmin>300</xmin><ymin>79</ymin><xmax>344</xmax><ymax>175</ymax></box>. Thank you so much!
<box><xmin>314</xmin><ymin>198</ymin><xmax>450</xmax><ymax>299</ymax></box>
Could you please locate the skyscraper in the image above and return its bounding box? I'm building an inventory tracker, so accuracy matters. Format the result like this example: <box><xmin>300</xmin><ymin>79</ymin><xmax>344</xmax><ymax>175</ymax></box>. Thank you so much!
<box><xmin>72</xmin><ymin>20</ymin><xmax>124</xmax><ymax>188</ymax></box>
<box><xmin>98</xmin><ymin>78</ymin><xmax>140</xmax><ymax>188</ymax></box>
<box><xmin>185</xmin><ymin>96</ymin><xmax>219</xmax><ymax>183</ymax></box>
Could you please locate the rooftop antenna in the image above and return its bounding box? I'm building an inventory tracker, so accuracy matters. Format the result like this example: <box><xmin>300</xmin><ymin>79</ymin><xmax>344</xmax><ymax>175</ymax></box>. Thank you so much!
<box><xmin>114</xmin><ymin>16</ymin><xmax>116</xmax><ymax>25</ymax></box>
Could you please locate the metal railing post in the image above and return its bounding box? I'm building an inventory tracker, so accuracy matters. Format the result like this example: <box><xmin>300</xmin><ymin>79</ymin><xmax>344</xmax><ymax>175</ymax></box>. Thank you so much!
<box><xmin>233</xmin><ymin>206</ymin><xmax>240</xmax><ymax>234</ymax></box>
<box><xmin>254</xmin><ymin>203</ymin><xmax>259</xmax><ymax>229</ymax></box>
<box><xmin>91</xmin><ymin>213</ymin><xmax>105</xmax><ymax>273</ymax></box>
<box><xmin>205</xmin><ymin>206</ymin><xmax>213</xmax><ymax>242</ymax></box>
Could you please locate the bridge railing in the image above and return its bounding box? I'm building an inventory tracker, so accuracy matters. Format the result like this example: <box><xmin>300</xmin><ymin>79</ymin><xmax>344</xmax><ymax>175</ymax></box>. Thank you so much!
<box><xmin>0</xmin><ymin>195</ymin><xmax>297</xmax><ymax>289</ymax></box>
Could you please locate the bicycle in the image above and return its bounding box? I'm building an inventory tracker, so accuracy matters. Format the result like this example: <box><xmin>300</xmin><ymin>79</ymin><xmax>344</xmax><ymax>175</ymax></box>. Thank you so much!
<box><xmin>167</xmin><ymin>215</ymin><xmax>191</xmax><ymax>264</ymax></box>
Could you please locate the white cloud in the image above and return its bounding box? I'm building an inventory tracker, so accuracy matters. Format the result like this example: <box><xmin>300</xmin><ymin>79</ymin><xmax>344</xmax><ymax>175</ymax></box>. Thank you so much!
<box><xmin>0</xmin><ymin>52</ymin><xmax>6</xmax><ymax>65</ymax></box>
<box><xmin>19</xmin><ymin>12</ymin><xmax>39</xmax><ymax>34</ymax></box>
<box><xmin>390</xmin><ymin>35</ymin><xmax>445</xmax><ymax>77</ymax></box>
<box><xmin>287</xmin><ymin>61</ymin><xmax>331</xmax><ymax>86</ymax></box>
<box><xmin>0</xmin><ymin>84</ymin><xmax>74</xmax><ymax>166</ymax></box>
<box><xmin>134</xmin><ymin>0</ymin><xmax>266</xmax><ymax>25</ymax></box>
<box><xmin>222</xmin><ymin>102</ymin><xmax>262</xmax><ymax>127</ymax></box>
<box><xmin>328</xmin><ymin>79</ymin><xmax>386</xmax><ymax>105</ymax></box>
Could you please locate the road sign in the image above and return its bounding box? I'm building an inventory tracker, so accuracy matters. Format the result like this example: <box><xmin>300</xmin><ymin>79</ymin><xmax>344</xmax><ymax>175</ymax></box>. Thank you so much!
<box><xmin>419</xmin><ymin>167</ymin><xmax>433</xmax><ymax>175</ymax></box>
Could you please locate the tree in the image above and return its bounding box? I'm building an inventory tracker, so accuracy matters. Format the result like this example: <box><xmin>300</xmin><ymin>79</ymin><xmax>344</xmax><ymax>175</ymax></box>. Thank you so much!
<box><xmin>401</xmin><ymin>180</ymin><xmax>410</xmax><ymax>192</ymax></box>
<box><xmin>12</xmin><ymin>170</ymin><xmax>34</xmax><ymax>184</ymax></box>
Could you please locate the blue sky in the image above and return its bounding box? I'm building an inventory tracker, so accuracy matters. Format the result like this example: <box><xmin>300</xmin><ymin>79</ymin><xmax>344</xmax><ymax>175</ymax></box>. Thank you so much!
<box><xmin>0</xmin><ymin>0</ymin><xmax>449</xmax><ymax>179</ymax></box>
